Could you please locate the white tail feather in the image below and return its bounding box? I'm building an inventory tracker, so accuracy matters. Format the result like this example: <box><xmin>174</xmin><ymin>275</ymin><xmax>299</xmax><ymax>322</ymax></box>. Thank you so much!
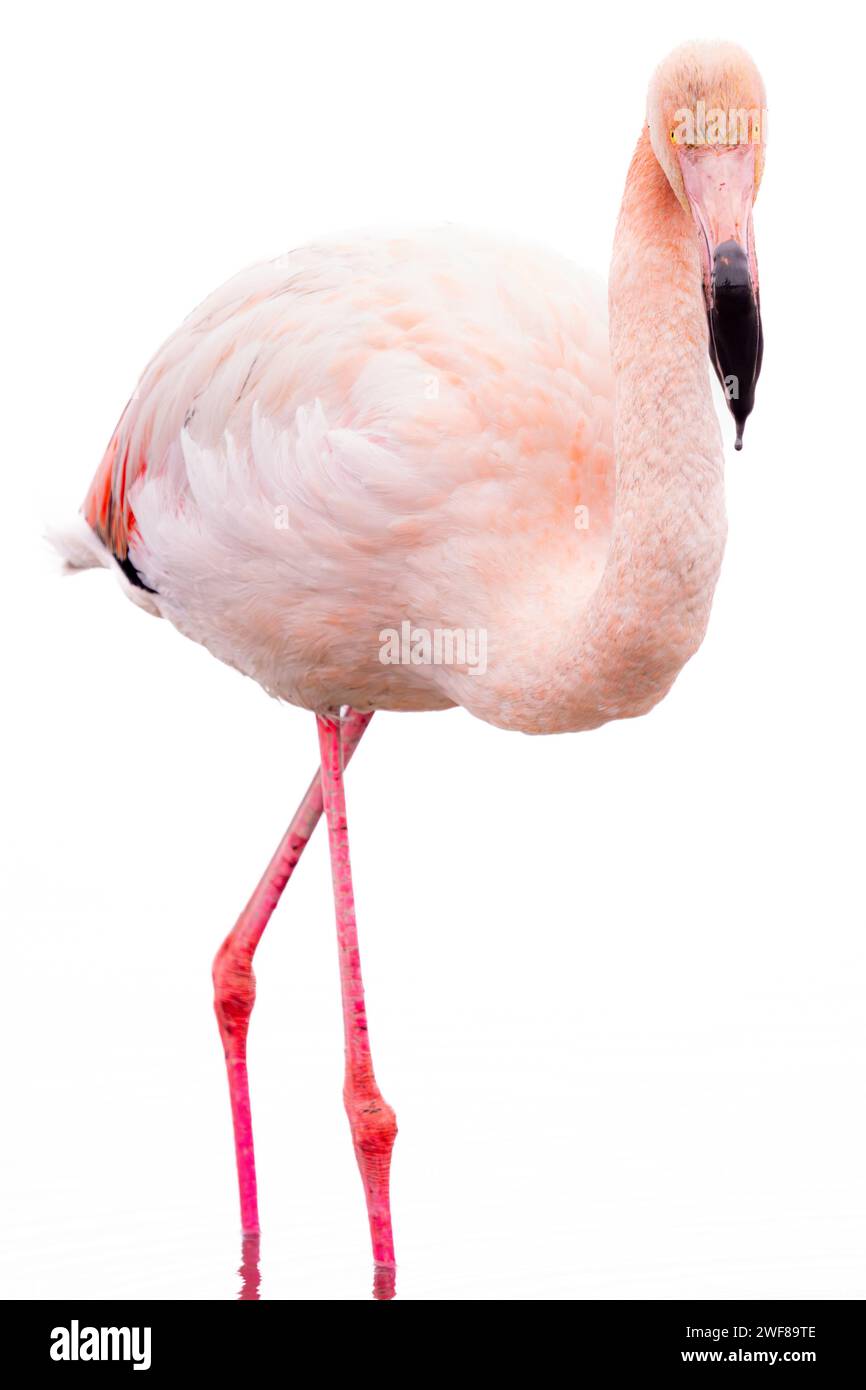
<box><xmin>46</xmin><ymin>516</ymin><xmax>163</xmax><ymax>617</ymax></box>
<box><xmin>45</xmin><ymin>516</ymin><xmax>111</xmax><ymax>573</ymax></box>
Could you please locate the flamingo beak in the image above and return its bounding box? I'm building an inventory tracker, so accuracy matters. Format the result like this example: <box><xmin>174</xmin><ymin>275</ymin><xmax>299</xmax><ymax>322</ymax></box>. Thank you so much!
<box><xmin>678</xmin><ymin>142</ymin><xmax>763</xmax><ymax>449</ymax></box>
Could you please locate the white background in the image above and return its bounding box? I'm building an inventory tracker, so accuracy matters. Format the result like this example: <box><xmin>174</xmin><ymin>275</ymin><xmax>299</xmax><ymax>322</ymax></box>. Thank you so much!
<box><xmin>2</xmin><ymin>0</ymin><xmax>864</xmax><ymax>1301</ymax></box>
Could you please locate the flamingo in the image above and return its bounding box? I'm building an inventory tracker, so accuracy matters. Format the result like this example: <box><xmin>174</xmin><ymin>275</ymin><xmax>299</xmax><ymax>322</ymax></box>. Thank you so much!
<box><xmin>54</xmin><ymin>40</ymin><xmax>765</xmax><ymax>1300</ymax></box>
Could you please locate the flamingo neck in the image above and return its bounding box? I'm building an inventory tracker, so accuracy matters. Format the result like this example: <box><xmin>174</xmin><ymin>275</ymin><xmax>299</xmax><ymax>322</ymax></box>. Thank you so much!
<box><xmin>571</xmin><ymin>125</ymin><xmax>727</xmax><ymax>727</ymax></box>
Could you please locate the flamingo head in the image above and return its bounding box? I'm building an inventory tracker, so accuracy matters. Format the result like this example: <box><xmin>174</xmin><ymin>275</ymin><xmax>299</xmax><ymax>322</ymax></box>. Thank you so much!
<box><xmin>648</xmin><ymin>42</ymin><xmax>766</xmax><ymax>449</ymax></box>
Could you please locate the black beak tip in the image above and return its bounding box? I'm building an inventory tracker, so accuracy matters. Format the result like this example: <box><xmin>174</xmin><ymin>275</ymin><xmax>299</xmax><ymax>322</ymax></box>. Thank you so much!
<box><xmin>707</xmin><ymin>240</ymin><xmax>762</xmax><ymax>456</ymax></box>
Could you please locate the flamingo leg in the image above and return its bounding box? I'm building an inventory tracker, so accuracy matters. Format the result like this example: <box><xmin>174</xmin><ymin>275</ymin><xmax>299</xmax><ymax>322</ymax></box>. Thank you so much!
<box><xmin>213</xmin><ymin>707</ymin><xmax>373</xmax><ymax>1236</ymax></box>
<box><xmin>317</xmin><ymin>709</ymin><xmax>398</xmax><ymax>1300</ymax></box>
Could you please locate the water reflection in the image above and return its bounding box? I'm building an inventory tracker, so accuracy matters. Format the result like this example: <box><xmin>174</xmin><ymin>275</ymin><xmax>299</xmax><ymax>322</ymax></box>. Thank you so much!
<box><xmin>235</xmin><ymin>1234</ymin><xmax>396</xmax><ymax>1300</ymax></box>
<box><xmin>374</xmin><ymin>1263</ymin><xmax>396</xmax><ymax>1301</ymax></box>
<box><xmin>237</xmin><ymin>1233</ymin><xmax>260</xmax><ymax>1300</ymax></box>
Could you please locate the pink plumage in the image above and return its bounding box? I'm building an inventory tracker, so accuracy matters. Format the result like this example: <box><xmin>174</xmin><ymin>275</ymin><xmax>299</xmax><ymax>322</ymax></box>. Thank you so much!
<box><xmin>79</xmin><ymin>228</ymin><xmax>617</xmax><ymax>727</ymax></box>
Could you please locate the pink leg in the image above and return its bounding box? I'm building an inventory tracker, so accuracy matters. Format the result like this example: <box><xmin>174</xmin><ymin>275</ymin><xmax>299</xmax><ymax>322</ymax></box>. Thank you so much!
<box><xmin>213</xmin><ymin>708</ymin><xmax>373</xmax><ymax>1236</ymax></box>
<box><xmin>317</xmin><ymin>710</ymin><xmax>398</xmax><ymax>1301</ymax></box>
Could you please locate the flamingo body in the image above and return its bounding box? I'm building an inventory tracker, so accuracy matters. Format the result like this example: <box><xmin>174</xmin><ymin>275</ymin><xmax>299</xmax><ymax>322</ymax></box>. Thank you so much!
<box><xmin>70</xmin><ymin>228</ymin><xmax>617</xmax><ymax>731</ymax></box>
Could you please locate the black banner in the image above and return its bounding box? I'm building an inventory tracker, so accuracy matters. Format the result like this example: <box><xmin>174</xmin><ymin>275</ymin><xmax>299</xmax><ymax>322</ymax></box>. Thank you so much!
<box><xmin>2</xmin><ymin>1299</ymin><xmax>861</xmax><ymax>1372</ymax></box>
